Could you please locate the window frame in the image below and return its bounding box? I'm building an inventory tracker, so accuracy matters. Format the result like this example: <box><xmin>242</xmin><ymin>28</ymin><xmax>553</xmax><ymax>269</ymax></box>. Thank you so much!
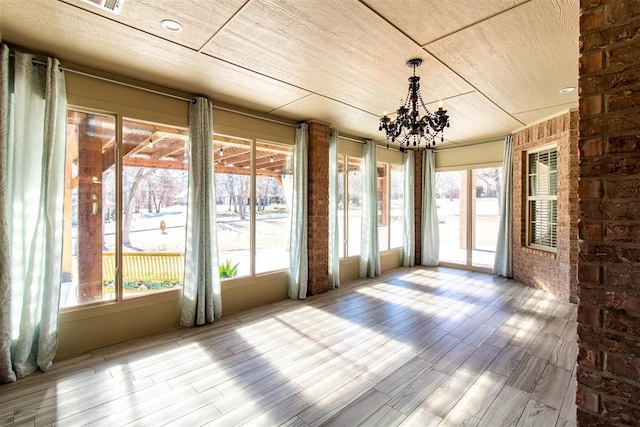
<box><xmin>62</xmin><ymin>107</ymin><xmax>191</xmax><ymax>311</ymax></box>
<box><xmin>213</xmin><ymin>134</ymin><xmax>294</xmax><ymax>279</ymax></box>
<box><xmin>525</xmin><ymin>143</ymin><xmax>558</xmax><ymax>253</ymax></box>
<box><xmin>337</xmin><ymin>152</ymin><xmax>404</xmax><ymax>258</ymax></box>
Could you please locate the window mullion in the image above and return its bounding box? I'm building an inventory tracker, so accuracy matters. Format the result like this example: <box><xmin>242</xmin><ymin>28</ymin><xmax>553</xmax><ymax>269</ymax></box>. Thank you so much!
<box><xmin>250</xmin><ymin>140</ymin><xmax>256</xmax><ymax>277</ymax></box>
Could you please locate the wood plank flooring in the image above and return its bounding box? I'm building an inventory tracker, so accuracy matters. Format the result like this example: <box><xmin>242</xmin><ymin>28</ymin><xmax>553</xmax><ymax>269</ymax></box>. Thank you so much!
<box><xmin>0</xmin><ymin>267</ymin><xmax>578</xmax><ymax>426</ymax></box>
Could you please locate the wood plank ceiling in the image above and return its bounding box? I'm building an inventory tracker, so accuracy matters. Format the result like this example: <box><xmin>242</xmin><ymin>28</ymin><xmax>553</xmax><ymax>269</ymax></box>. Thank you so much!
<box><xmin>0</xmin><ymin>0</ymin><xmax>579</xmax><ymax>147</ymax></box>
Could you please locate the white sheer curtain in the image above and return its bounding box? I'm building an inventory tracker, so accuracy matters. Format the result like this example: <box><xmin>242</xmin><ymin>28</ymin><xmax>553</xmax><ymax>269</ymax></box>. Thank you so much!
<box><xmin>181</xmin><ymin>97</ymin><xmax>222</xmax><ymax>326</ymax></box>
<box><xmin>359</xmin><ymin>140</ymin><xmax>380</xmax><ymax>278</ymax></box>
<box><xmin>421</xmin><ymin>149</ymin><xmax>439</xmax><ymax>266</ymax></box>
<box><xmin>403</xmin><ymin>150</ymin><xmax>415</xmax><ymax>267</ymax></box>
<box><xmin>328</xmin><ymin>129</ymin><xmax>340</xmax><ymax>289</ymax></box>
<box><xmin>1</xmin><ymin>47</ymin><xmax>67</xmax><ymax>383</ymax></box>
<box><xmin>493</xmin><ymin>135</ymin><xmax>514</xmax><ymax>277</ymax></box>
<box><xmin>288</xmin><ymin>123</ymin><xmax>308</xmax><ymax>299</ymax></box>
<box><xmin>282</xmin><ymin>174</ymin><xmax>293</xmax><ymax>251</ymax></box>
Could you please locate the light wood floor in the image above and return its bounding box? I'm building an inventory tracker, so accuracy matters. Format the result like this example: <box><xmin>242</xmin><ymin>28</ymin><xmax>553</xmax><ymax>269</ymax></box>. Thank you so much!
<box><xmin>0</xmin><ymin>267</ymin><xmax>578</xmax><ymax>427</ymax></box>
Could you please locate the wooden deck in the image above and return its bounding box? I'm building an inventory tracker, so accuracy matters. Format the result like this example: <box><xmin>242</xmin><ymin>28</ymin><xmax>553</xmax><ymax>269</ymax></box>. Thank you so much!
<box><xmin>0</xmin><ymin>266</ymin><xmax>577</xmax><ymax>426</ymax></box>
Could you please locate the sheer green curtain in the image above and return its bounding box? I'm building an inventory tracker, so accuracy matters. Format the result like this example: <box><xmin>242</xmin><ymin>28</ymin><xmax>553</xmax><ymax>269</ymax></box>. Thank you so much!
<box><xmin>328</xmin><ymin>129</ymin><xmax>340</xmax><ymax>289</ymax></box>
<box><xmin>288</xmin><ymin>123</ymin><xmax>308</xmax><ymax>299</ymax></box>
<box><xmin>493</xmin><ymin>135</ymin><xmax>514</xmax><ymax>277</ymax></box>
<box><xmin>421</xmin><ymin>149</ymin><xmax>439</xmax><ymax>266</ymax></box>
<box><xmin>1</xmin><ymin>46</ymin><xmax>67</xmax><ymax>383</ymax></box>
<box><xmin>359</xmin><ymin>140</ymin><xmax>380</xmax><ymax>278</ymax></box>
<box><xmin>181</xmin><ymin>97</ymin><xmax>222</xmax><ymax>326</ymax></box>
<box><xmin>403</xmin><ymin>150</ymin><xmax>415</xmax><ymax>267</ymax></box>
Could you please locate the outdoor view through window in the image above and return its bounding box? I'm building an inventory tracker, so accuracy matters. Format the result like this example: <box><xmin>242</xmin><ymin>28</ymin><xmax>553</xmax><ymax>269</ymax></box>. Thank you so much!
<box><xmin>62</xmin><ymin>112</ymin><xmax>189</xmax><ymax>307</ymax></box>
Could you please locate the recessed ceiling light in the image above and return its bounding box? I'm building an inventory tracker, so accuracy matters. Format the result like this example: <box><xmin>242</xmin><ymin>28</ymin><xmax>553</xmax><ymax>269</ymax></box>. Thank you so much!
<box><xmin>559</xmin><ymin>86</ymin><xmax>576</xmax><ymax>94</ymax></box>
<box><xmin>161</xmin><ymin>19</ymin><xmax>183</xmax><ymax>33</ymax></box>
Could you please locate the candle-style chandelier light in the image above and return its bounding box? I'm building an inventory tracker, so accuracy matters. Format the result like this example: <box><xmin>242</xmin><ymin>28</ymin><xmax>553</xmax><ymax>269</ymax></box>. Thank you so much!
<box><xmin>379</xmin><ymin>58</ymin><xmax>450</xmax><ymax>151</ymax></box>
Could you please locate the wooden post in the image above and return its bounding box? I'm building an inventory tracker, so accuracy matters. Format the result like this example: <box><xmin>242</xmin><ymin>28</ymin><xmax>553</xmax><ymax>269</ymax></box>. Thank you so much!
<box><xmin>76</xmin><ymin>113</ymin><xmax>106</xmax><ymax>302</ymax></box>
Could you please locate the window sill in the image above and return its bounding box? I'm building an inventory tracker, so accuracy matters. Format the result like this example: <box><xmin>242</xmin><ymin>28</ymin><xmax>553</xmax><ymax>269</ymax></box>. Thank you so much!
<box><xmin>521</xmin><ymin>246</ymin><xmax>557</xmax><ymax>259</ymax></box>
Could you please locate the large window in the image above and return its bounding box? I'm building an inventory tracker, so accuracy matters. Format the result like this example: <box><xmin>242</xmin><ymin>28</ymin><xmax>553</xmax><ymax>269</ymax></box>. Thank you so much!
<box><xmin>377</xmin><ymin>162</ymin><xmax>404</xmax><ymax>251</ymax></box>
<box><xmin>214</xmin><ymin>136</ymin><xmax>293</xmax><ymax>277</ymax></box>
<box><xmin>527</xmin><ymin>146</ymin><xmax>558</xmax><ymax>250</ymax></box>
<box><xmin>62</xmin><ymin>111</ymin><xmax>189</xmax><ymax>308</ymax></box>
<box><xmin>347</xmin><ymin>157</ymin><xmax>362</xmax><ymax>257</ymax></box>
<box><xmin>337</xmin><ymin>154</ymin><xmax>403</xmax><ymax>257</ymax></box>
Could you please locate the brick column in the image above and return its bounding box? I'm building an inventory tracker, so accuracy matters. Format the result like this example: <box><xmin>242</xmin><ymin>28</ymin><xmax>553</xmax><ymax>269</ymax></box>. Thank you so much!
<box><xmin>414</xmin><ymin>153</ymin><xmax>423</xmax><ymax>265</ymax></box>
<box><xmin>577</xmin><ymin>1</ymin><xmax>640</xmax><ymax>425</ymax></box>
<box><xmin>307</xmin><ymin>121</ymin><xmax>330</xmax><ymax>295</ymax></box>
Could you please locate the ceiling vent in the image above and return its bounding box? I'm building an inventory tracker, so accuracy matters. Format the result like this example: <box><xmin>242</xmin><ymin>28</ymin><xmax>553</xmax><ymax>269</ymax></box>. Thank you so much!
<box><xmin>81</xmin><ymin>0</ymin><xmax>124</xmax><ymax>15</ymax></box>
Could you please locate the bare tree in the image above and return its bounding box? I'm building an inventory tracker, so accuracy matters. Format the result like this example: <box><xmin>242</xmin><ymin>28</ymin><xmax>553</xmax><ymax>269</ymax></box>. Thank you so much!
<box><xmin>122</xmin><ymin>167</ymin><xmax>154</xmax><ymax>245</ymax></box>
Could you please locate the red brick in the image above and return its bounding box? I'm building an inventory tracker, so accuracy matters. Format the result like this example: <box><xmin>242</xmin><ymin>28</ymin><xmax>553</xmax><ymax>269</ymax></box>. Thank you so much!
<box><xmin>579</xmin><ymin>367</ymin><xmax>640</xmax><ymax>405</ymax></box>
<box><xmin>581</xmin><ymin>288</ymin><xmax>640</xmax><ymax>312</ymax></box>
<box><xmin>606</xmin><ymin>0</ymin><xmax>640</xmax><ymax>25</ymax></box>
<box><xmin>512</xmin><ymin>112</ymin><xmax>578</xmax><ymax>302</ymax></box>
<box><xmin>579</xmin><ymin>304</ymin><xmax>603</xmax><ymax>327</ymax></box>
<box><xmin>604</xmin><ymin>177</ymin><xmax>640</xmax><ymax>198</ymax></box>
<box><xmin>581</xmin><ymin>95</ymin><xmax>603</xmax><ymax>116</ymax></box>
<box><xmin>580</xmin><ymin>221</ymin><xmax>603</xmax><ymax>241</ymax></box>
<box><xmin>579</xmin><ymin>263</ymin><xmax>602</xmax><ymax>283</ymax></box>
<box><xmin>604</xmin><ymin>265</ymin><xmax>640</xmax><ymax>289</ymax></box>
<box><xmin>577</xmin><ymin>409</ymin><xmax>609</xmax><ymax>426</ymax></box>
<box><xmin>306</xmin><ymin>121</ymin><xmax>330</xmax><ymax>296</ymax></box>
<box><xmin>577</xmin><ymin>386</ymin><xmax>601</xmax><ymax>413</ymax></box>
<box><xmin>606</xmin><ymin>354</ymin><xmax>640</xmax><ymax>382</ymax></box>
<box><xmin>581</xmin><ymin>111</ymin><xmax>640</xmax><ymax>138</ymax></box>
<box><xmin>581</xmin><ymin>156</ymin><xmax>640</xmax><ymax>178</ymax></box>
<box><xmin>579</xmin><ymin>346</ymin><xmax>603</xmax><ymax>369</ymax></box>
<box><xmin>581</xmin><ymin>7</ymin><xmax>605</xmax><ymax>32</ymax></box>
<box><xmin>608</xmin><ymin>134</ymin><xmax>640</xmax><ymax>153</ymax></box>
<box><xmin>580</xmin><ymin>66</ymin><xmax>640</xmax><ymax>96</ymax></box>
<box><xmin>600</xmin><ymin>398</ymin><xmax>640</xmax><ymax>425</ymax></box>
<box><xmin>578</xmin><ymin>242</ymin><xmax>640</xmax><ymax>264</ymax></box>
<box><xmin>579</xmin><ymin>179</ymin><xmax>602</xmax><ymax>199</ymax></box>
<box><xmin>579</xmin><ymin>200</ymin><xmax>640</xmax><ymax>221</ymax></box>
<box><xmin>580</xmin><ymin>137</ymin><xmax>604</xmax><ymax>157</ymax></box>
<box><xmin>580</xmin><ymin>51</ymin><xmax>604</xmax><ymax>74</ymax></box>
<box><xmin>578</xmin><ymin>3</ymin><xmax>640</xmax><ymax>424</ymax></box>
<box><xmin>607</xmin><ymin>43</ymin><xmax>640</xmax><ymax>69</ymax></box>
<box><xmin>607</xmin><ymin>88</ymin><xmax>640</xmax><ymax>112</ymax></box>
<box><xmin>605</xmin><ymin>223</ymin><xmax>640</xmax><ymax>243</ymax></box>
<box><xmin>604</xmin><ymin>309</ymin><xmax>640</xmax><ymax>335</ymax></box>
<box><xmin>578</xmin><ymin>324</ymin><xmax>640</xmax><ymax>358</ymax></box>
<box><xmin>580</xmin><ymin>0</ymin><xmax>602</xmax><ymax>9</ymax></box>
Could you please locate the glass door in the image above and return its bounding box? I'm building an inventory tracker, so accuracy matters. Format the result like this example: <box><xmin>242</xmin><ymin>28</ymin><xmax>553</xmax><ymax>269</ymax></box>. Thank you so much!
<box><xmin>436</xmin><ymin>167</ymin><xmax>501</xmax><ymax>270</ymax></box>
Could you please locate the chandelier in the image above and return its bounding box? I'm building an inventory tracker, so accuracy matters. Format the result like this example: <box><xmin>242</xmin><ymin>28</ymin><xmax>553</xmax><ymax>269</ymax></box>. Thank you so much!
<box><xmin>379</xmin><ymin>58</ymin><xmax>450</xmax><ymax>151</ymax></box>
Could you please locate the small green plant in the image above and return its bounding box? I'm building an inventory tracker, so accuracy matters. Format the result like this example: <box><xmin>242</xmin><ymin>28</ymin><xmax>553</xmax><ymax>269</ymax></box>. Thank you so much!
<box><xmin>219</xmin><ymin>259</ymin><xmax>239</xmax><ymax>279</ymax></box>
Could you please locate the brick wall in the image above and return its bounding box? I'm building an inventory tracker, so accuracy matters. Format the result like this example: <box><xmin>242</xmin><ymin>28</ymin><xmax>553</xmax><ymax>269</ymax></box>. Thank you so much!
<box><xmin>512</xmin><ymin>111</ymin><xmax>579</xmax><ymax>302</ymax></box>
<box><xmin>414</xmin><ymin>153</ymin><xmax>423</xmax><ymax>265</ymax></box>
<box><xmin>306</xmin><ymin>121</ymin><xmax>330</xmax><ymax>295</ymax></box>
<box><xmin>577</xmin><ymin>1</ymin><xmax>640</xmax><ymax>424</ymax></box>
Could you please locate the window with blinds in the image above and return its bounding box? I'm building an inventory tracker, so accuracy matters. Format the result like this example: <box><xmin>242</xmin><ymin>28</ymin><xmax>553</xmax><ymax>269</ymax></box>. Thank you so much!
<box><xmin>527</xmin><ymin>146</ymin><xmax>558</xmax><ymax>250</ymax></box>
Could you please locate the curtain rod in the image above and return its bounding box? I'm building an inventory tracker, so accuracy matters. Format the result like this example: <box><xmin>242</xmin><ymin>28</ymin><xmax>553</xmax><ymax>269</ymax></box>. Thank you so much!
<box><xmin>338</xmin><ymin>135</ymin><xmax>400</xmax><ymax>152</ymax></box>
<box><xmin>20</xmin><ymin>53</ymin><xmax>297</xmax><ymax>128</ymax></box>
<box><xmin>24</xmin><ymin>57</ymin><xmax>196</xmax><ymax>103</ymax></box>
<box><xmin>212</xmin><ymin>105</ymin><xmax>296</xmax><ymax>128</ymax></box>
<box><xmin>434</xmin><ymin>138</ymin><xmax>506</xmax><ymax>153</ymax></box>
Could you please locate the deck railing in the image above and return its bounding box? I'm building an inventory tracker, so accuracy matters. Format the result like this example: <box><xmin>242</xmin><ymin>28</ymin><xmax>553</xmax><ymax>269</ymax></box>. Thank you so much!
<box><xmin>102</xmin><ymin>252</ymin><xmax>185</xmax><ymax>282</ymax></box>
